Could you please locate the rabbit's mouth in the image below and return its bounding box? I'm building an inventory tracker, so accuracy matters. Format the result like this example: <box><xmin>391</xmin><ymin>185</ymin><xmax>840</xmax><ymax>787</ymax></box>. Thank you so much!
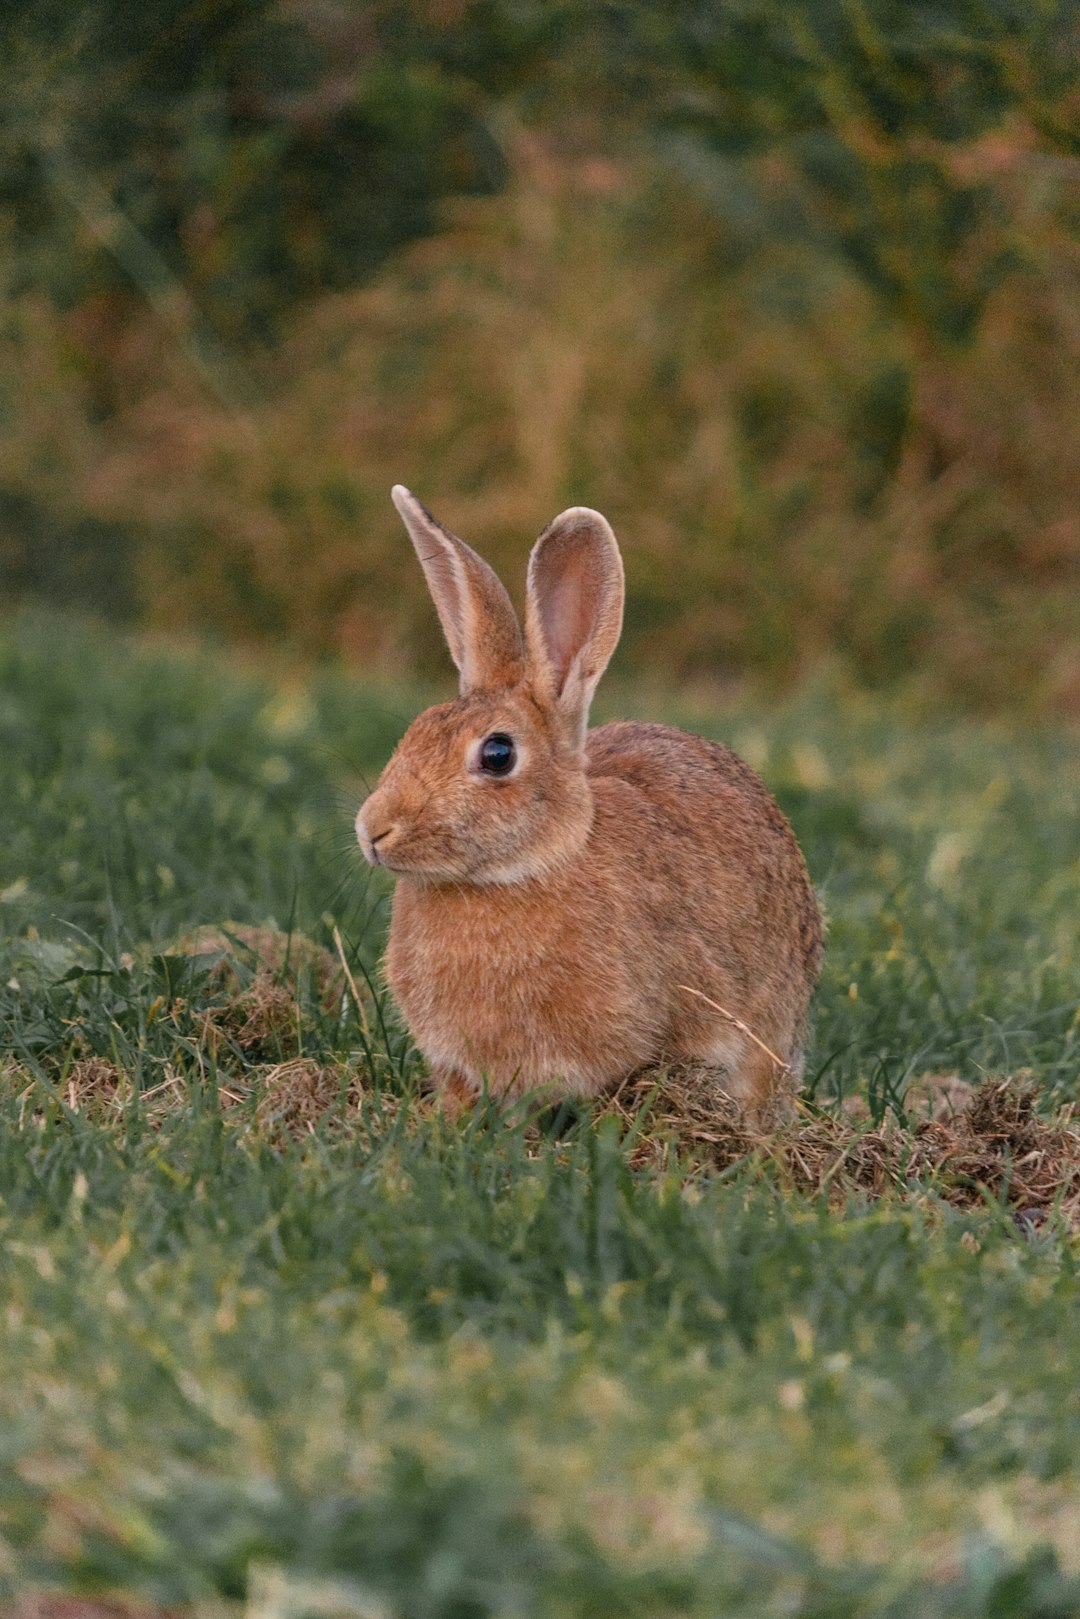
<box><xmin>366</xmin><ymin>843</ymin><xmax>418</xmax><ymax>877</ymax></box>
<box><xmin>357</xmin><ymin>813</ymin><xmax>466</xmax><ymax>881</ymax></box>
<box><xmin>355</xmin><ymin>806</ymin><xmax>404</xmax><ymax>869</ymax></box>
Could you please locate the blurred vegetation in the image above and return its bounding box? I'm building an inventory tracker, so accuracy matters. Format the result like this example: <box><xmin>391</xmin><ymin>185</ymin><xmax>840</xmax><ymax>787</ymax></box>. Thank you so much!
<box><xmin>1</xmin><ymin>0</ymin><xmax>1079</xmax><ymax>706</ymax></box>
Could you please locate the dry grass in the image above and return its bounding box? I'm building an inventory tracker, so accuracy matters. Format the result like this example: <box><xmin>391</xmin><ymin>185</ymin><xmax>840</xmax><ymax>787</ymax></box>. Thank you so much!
<box><xmin>2</xmin><ymin>1053</ymin><xmax>401</xmax><ymax>1146</ymax></box>
<box><xmin>196</xmin><ymin>973</ymin><xmax>302</xmax><ymax>1059</ymax></box>
<box><xmin>254</xmin><ymin>1056</ymin><xmax>347</xmax><ymax>1134</ymax></box>
<box><xmin>5</xmin><ymin>1044</ymin><xmax>1077</xmax><ymax>1223</ymax></box>
<box><xmin>173</xmin><ymin>924</ymin><xmax>348</xmax><ymax>1008</ymax></box>
<box><xmin>64</xmin><ymin>1057</ymin><xmax>127</xmax><ymax>1118</ymax></box>
<box><xmin>602</xmin><ymin>1072</ymin><xmax>1080</xmax><ymax>1224</ymax></box>
<box><xmin>251</xmin><ymin>1056</ymin><xmax>398</xmax><ymax>1146</ymax></box>
<box><xmin>163</xmin><ymin>924</ymin><xmax>358</xmax><ymax>1061</ymax></box>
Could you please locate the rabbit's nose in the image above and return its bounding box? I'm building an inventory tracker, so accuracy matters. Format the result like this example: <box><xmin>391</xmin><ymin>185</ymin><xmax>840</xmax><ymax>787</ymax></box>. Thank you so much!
<box><xmin>356</xmin><ymin>808</ymin><xmax>398</xmax><ymax>866</ymax></box>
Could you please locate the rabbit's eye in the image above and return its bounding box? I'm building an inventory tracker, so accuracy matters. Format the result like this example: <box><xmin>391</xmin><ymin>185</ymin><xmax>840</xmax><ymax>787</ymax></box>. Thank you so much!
<box><xmin>478</xmin><ymin>733</ymin><xmax>516</xmax><ymax>775</ymax></box>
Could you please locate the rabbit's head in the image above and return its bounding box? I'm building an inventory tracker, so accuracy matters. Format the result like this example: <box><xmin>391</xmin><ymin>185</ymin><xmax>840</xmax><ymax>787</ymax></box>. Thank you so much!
<box><xmin>356</xmin><ymin>487</ymin><xmax>623</xmax><ymax>886</ymax></box>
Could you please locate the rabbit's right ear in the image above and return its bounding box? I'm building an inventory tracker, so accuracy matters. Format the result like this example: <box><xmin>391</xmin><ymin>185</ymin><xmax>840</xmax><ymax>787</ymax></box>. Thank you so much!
<box><xmin>392</xmin><ymin>487</ymin><xmax>523</xmax><ymax>693</ymax></box>
<box><xmin>525</xmin><ymin>507</ymin><xmax>624</xmax><ymax>749</ymax></box>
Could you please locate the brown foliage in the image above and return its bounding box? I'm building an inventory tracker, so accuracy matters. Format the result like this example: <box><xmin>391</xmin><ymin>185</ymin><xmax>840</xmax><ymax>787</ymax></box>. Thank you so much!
<box><xmin>2</xmin><ymin>1600</ymin><xmax>175</xmax><ymax>1619</ymax></box>
<box><xmin>254</xmin><ymin>1056</ymin><xmax>352</xmax><ymax>1138</ymax></box>
<box><xmin>3</xmin><ymin>133</ymin><xmax>1080</xmax><ymax>706</ymax></box>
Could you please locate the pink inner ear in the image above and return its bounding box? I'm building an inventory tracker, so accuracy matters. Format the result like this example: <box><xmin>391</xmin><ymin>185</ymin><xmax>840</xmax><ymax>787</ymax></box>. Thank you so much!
<box><xmin>420</xmin><ymin>544</ymin><xmax>468</xmax><ymax>667</ymax></box>
<box><xmin>537</xmin><ymin>536</ymin><xmax>596</xmax><ymax>689</ymax></box>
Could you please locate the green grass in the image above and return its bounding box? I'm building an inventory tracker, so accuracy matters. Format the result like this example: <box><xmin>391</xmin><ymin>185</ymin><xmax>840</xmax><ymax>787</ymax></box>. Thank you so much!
<box><xmin>1</xmin><ymin>612</ymin><xmax>1080</xmax><ymax>1618</ymax></box>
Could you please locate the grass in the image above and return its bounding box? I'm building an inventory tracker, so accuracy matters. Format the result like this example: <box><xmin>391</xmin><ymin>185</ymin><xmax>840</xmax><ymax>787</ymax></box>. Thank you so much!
<box><xmin>1</xmin><ymin>611</ymin><xmax>1080</xmax><ymax>1618</ymax></box>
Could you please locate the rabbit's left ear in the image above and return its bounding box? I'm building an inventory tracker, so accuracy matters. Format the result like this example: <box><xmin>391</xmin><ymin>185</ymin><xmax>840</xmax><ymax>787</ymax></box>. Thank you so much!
<box><xmin>525</xmin><ymin>507</ymin><xmax>624</xmax><ymax>748</ymax></box>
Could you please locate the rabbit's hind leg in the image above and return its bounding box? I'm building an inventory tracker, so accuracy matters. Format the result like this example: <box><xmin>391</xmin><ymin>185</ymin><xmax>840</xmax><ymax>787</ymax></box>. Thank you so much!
<box><xmin>692</xmin><ymin>1028</ymin><xmax>797</xmax><ymax>1122</ymax></box>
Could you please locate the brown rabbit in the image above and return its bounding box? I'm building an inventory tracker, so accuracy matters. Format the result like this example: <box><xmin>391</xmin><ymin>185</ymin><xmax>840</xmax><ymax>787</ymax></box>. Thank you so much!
<box><xmin>356</xmin><ymin>487</ymin><xmax>822</xmax><ymax>1115</ymax></box>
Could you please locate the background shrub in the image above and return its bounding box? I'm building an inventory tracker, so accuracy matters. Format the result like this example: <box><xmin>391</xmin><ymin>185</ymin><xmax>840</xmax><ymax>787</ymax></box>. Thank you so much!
<box><xmin>2</xmin><ymin>0</ymin><xmax>1079</xmax><ymax>706</ymax></box>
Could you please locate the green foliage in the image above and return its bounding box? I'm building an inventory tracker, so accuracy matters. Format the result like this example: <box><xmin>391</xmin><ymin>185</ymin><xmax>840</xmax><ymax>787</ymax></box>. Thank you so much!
<box><xmin>598</xmin><ymin>0</ymin><xmax>1080</xmax><ymax>339</ymax></box>
<box><xmin>2</xmin><ymin>615</ymin><xmax>1080</xmax><ymax>1612</ymax></box>
<box><xmin>5</xmin><ymin>0</ymin><xmax>1076</xmax><ymax>342</ymax></box>
<box><xmin>0</xmin><ymin>0</ymin><xmax>519</xmax><ymax>337</ymax></box>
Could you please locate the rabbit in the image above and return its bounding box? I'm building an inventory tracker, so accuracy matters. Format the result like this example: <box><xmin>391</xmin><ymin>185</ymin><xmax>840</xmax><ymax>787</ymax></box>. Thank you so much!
<box><xmin>355</xmin><ymin>486</ymin><xmax>823</xmax><ymax>1117</ymax></box>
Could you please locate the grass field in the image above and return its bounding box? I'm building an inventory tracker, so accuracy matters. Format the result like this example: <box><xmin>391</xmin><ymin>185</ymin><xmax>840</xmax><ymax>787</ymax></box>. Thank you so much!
<box><xmin>2</xmin><ymin>612</ymin><xmax>1080</xmax><ymax>1618</ymax></box>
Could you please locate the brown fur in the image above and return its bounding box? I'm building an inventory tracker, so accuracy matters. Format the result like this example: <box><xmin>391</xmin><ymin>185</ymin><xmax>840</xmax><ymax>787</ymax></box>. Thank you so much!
<box><xmin>358</xmin><ymin>491</ymin><xmax>822</xmax><ymax>1115</ymax></box>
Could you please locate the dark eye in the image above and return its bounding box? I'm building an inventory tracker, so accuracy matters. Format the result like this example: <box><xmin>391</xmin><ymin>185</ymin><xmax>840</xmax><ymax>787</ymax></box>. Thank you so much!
<box><xmin>478</xmin><ymin>733</ymin><xmax>516</xmax><ymax>775</ymax></box>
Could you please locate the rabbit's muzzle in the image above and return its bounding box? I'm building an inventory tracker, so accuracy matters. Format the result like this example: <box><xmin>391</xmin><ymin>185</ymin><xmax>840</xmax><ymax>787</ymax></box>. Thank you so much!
<box><xmin>355</xmin><ymin>807</ymin><xmax>399</xmax><ymax>867</ymax></box>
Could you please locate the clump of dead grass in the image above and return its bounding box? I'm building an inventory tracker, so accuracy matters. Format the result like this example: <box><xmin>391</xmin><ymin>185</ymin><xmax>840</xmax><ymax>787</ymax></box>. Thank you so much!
<box><xmin>197</xmin><ymin>971</ymin><xmax>301</xmax><ymax>1058</ymax></box>
<box><xmin>174</xmin><ymin>924</ymin><xmax>347</xmax><ymax>1007</ymax></box>
<box><xmin>1</xmin><ymin>1058</ymin><xmax>39</xmax><ymax>1127</ymax></box>
<box><xmin>64</xmin><ymin>1057</ymin><xmax>126</xmax><ymax>1119</ymax></box>
<box><xmin>2</xmin><ymin>1056</ymin><xmax>130</xmax><ymax>1124</ymax></box>
<box><xmin>160</xmin><ymin>923</ymin><xmax>365</xmax><ymax>1061</ymax></box>
<box><xmin>602</xmin><ymin>1072</ymin><xmax>1080</xmax><ymax>1225</ymax></box>
<box><xmin>254</xmin><ymin>1057</ymin><xmax>352</xmax><ymax>1140</ymax></box>
<box><xmin>4</xmin><ymin>1049</ymin><xmax>406</xmax><ymax>1148</ymax></box>
<box><xmin>245</xmin><ymin>1056</ymin><xmax>405</xmax><ymax>1148</ymax></box>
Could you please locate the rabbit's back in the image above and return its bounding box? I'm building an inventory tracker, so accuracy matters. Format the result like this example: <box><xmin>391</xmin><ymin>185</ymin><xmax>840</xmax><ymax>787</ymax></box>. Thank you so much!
<box><xmin>586</xmin><ymin>722</ymin><xmax>822</xmax><ymax>1068</ymax></box>
<box><xmin>588</xmin><ymin>720</ymin><xmax>796</xmax><ymax>853</ymax></box>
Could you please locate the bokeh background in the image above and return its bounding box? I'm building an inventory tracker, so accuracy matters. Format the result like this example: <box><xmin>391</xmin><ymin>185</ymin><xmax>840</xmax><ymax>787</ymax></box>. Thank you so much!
<box><xmin>3</xmin><ymin>0</ymin><xmax>1079</xmax><ymax>710</ymax></box>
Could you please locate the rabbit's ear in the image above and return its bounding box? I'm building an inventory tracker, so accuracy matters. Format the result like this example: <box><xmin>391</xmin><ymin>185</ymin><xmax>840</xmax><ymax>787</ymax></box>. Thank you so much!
<box><xmin>392</xmin><ymin>487</ymin><xmax>523</xmax><ymax>692</ymax></box>
<box><xmin>525</xmin><ymin>507</ymin><xmax>624</xmax><ymax>747</ymax></box>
